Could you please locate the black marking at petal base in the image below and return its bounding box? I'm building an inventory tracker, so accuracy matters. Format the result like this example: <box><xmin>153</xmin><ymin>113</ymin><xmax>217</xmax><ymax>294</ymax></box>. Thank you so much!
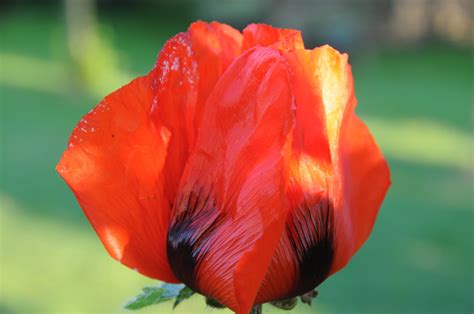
<box><xmin>206</xmin><ymin>297</ymin><xmax>226</xmax><ymax>309</ymax></box>
<box><xmin>166</xmin><ymin>187</ymin><xmax>225</xmax><ymax>291</ymax></box>
<box><xmin>286</xmin><ymin>198</ymin><xmax>335</xmax><ymax>297</ymax></box>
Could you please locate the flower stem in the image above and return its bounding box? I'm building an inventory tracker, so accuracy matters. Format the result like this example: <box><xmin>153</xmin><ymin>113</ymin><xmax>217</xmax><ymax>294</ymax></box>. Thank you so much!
<box><xmin>250</xmin><ymin>304</ymin><xmax>262</xmax><ymax>314</ymax></box>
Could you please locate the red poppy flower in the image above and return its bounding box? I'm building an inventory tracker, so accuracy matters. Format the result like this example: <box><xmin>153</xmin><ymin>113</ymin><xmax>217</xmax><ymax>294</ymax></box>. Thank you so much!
<box><xmin>57</xmin><ymin>22</ymin><xmax>390</xmax><ymax>313</ymax></box>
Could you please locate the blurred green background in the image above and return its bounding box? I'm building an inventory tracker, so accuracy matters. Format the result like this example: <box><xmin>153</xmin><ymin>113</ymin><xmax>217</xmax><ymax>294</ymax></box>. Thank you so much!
<box><xmin>0</xmin><ymin>0</ymin><xmax>472</xmax><ymax>313</ymax></box>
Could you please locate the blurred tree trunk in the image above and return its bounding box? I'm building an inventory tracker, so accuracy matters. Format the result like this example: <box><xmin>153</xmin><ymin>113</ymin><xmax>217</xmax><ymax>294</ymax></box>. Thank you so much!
<box><xmin>63</xmin><ymin>0</ymin><xmax>130</xmax><ymax>95</ymax></box>
<box><xmin>64</xmin><ymin>0</ymin><xmax>98</xmax><ymax>65</ymax></box>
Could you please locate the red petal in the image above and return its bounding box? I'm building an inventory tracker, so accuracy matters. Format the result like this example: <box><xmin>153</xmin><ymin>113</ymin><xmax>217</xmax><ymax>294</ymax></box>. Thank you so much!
<box><xmin>309</xmin><ymin>45</ymin><xmax>352</xmax><ymax>158</ymax></box>
<box><xmin>257</xmin><ymin>49</ymin><xmax>333</xmax><ymax>302</ymax></box>
<box><xmin>57</xmin><ymin>24</ymin><xmax>245</xmax><ymax>283</ymax></box>
<box><xmin>188</xmin><ymin>21</ymin><xmax>243</xmax><ymax>130</ymax></box>
<box><xmin>166</xmin><ymin>47</ymin><xmax>294</xmax><ymax>313</ymax></box>
<box><xmin>57</xmin><ymin>75</ymin><xmax>178</xmax><ymax>282</ymax></box>
<box><xmin>242</xmin><ymin>23</ymin><xmax>304</xmax><ymax>52</ymax></box>
<box><xmin>258</xmin><ymin>45</ymin><xmax>389</xmax><ymax>298</ymax></box>
<box><xmin>331</xmin><ymin>113</ymin><xmax>391</xmax><ymax>274</ymax></box>
<box><xmin>284</xmin><ymin>45</ymin><xmax>355</xmax><ymax>277</ymax></box>
<box><xmin>57</xmin><ymin>29</ymin><xmax>207</xmax><ymax>282</ymax></box>
<box><xmin>285</xmin><ymin>48</ymin><xmax>332</xmax><ymax>169</ymax></box>
<box><xmin>149</xmin><ymin>32</ymin><xmax>198</xmax><ymax>203</ymax></box>
<box><xmin>149</xmin><ymin>23</ymin><xmax>242</xmax><ymax>204</ymax></box>
<box><xmin>285</xmin><ymin>45</ymin><xmax>390</xmax><ymax>275</ymax></box>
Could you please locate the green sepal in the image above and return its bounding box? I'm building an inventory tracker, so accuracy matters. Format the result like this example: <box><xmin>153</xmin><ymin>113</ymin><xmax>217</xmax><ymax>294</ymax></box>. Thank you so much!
<box><xmin>173</xmin><ymin>286</ymin><xmax>195</xmax><ymax>308</ymax></box>
<box><xmin>124</xmin><ymin>283</ymin><xmax>191</xmax><ymax>310</ymax></box>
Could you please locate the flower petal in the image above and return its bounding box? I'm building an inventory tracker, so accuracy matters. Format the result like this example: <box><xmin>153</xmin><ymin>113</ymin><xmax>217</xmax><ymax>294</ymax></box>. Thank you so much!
<box><xmin>57</xmin><ymin>31</ymin><xmax>206</xmax><ymax>282</ymax></box>
<box><xmin>257</xmin><ymin>49</ymin><xmax>334</xmax><ymax>302</ymax></box>
<box><xmin>166</xmin><ymin>46</ymin><xmax>294</xmax><ymax>313</ymax></box>
<box><xmin>149</xmin><ymin>32</ymin><xmax>198</xmax><ymax>203</ymax></box>
<box><xmin>149</xmin><ymin>23</ymin><xmax>243</xmax><ymax>203</ymax></box>
<box><xmin>242</xmin><ymin>23</ymin><xmax>304</xmax><ymax>52</ymax></box>
<box><xmin>57</xmin><ymin>75</ymin><xmax>178</xmax><ymax>282</ymax></box>
<box><xmin>331</xmin><ymin>113</ymin><xmax>391</xmax><ymax>274</ymax></box>
<box><xmin>297</xmin><ymin>45</ymin><xmax>390</xmax><ymax>275</ymax></box>
<box><xmin>188</xmin><ymin>21</ymin><xmax>243</xmax><ymax>130</ymax></box>
<box><xmin>258</xmin><ymin>45</ymin><xmax>389</xmax><ymax>299</ymax></box>
<box><xmin>298</xmin><ymin>45</ymin><xmax>390</xmax><ymax>273</ymax></box>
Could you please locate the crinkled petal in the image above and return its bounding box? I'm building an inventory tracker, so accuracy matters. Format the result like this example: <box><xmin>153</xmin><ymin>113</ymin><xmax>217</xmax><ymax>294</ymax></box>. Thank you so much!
<box><xmin>188</xmin><ymin>21</ymin><xmax>243</xmax><ymax>130</ymax></box>
<box><xmin>56</xmin><ymin>31</ymin><xmax>203</xmax><ymax>282</ymax></box>
<box><xmin>258</xmin><ymin>45</ymin><xmax>390</xmax><ymax>299</ymax></box>
<box><xmin>149</xmin><ymin>32</ymin><xmax>198</xmax><ymax>203</ymax></box>
<box><xmin>166</xmin><ymin>46</ymin><xmax>294</xmax><ymax>314</ymax></box>
<box><xmin>257</xmin><ymin>48</ymin><xmax>333</xmax><ymax>302</ymax></box>
<box><xmin>149</xmin><ymin>23</ymin><xmax>243</xmax><ymax>202</ymax></box>
<box><xmin>331</xmin><ymin>112</ymin><xmax>391</xmax><ymax>274</ymax></box>
<box><xmin>242</xmin><ymin>23</ymin><xmax>304</xmax><ymax>52</ymax></box>
<box><xmin>302</xmin><ymin>45</ymin><xmax>390</xmax><ymax>273</ymax></box>
<box><xmin>57</xmin><ymin>75</ymin><xmax>178</xmax><ymax>282</ymax></box>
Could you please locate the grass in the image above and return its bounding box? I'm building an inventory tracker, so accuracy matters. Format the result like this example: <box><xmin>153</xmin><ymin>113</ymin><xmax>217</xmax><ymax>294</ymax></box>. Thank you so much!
<box><xmin>1</xmin><ymin>6</ymin><xmax>473</xmax><ymax>314</ymax></box>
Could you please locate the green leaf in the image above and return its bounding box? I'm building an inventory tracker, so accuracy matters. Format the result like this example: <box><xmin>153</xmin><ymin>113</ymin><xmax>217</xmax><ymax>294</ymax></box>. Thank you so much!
<box><xmin>160</xmin><ymin>283</ymin><xmax>186</xmax><ymax>298</ymax></box>
<box><xmin>124</xmin><ymin>283</ymin><xmax>185</xmax><ymax>310</ymax></box>
<box><xmin>173</xmin><ymin>286</ymin><xmax>195</xmax><ymax>308</ymax></box>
